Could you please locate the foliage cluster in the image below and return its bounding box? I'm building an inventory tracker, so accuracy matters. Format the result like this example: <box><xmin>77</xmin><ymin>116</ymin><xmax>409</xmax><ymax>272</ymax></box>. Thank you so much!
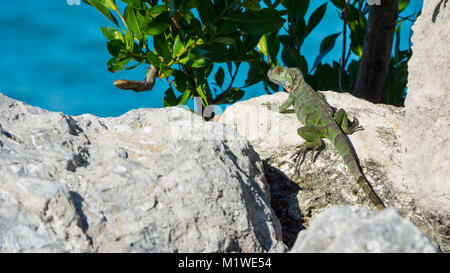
<box><xmin>83</xmin><ymin>0</ymin><xmax>416</xmax><ymax>110</ymax></box>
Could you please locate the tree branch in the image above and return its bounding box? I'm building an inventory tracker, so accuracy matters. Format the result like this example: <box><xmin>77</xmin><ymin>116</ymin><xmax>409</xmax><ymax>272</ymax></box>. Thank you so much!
<box><xmin>113</xmin><ymin>65</ymin><xmax>158</xmax><ymax>92</ymax></box>
<box><xmin>339</xmin><ymin>0</ymin><xmax>351</xmax><ymax>93</ymax></box>
<box><xmin>353</xmin><ymin>0</ymin><xmax>399</xmax><ymax>103</ymax></box>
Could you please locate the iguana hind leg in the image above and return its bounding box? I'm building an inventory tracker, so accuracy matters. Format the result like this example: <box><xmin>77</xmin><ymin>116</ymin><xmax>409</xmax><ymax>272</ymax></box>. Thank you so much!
<box><xmin>334</xmin><ymin>108</ymin><xmax>363</xmax><ymax>135</ymax></box>
<box><xmin>291</xmin><ymin>126</ymin><xmax>325</xmax><ymax>173</ymax></box>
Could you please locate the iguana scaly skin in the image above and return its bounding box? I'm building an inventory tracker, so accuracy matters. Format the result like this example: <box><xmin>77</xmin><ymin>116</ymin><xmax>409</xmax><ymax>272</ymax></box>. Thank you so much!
<box><xmin>266</xmin><ymin>66</ymin><xmax>385</xmax><ymax>210</ymax></box>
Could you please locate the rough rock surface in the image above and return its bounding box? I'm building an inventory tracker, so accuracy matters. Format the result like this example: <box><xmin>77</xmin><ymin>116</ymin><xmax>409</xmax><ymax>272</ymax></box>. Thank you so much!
<box><xmin>218</xmin><ymin>91</ymin><xmax>446</xmax><ymax>251</ymax></box>
<box><xmin>0</xmin><ymin>93</ymin><xmax>286</xmax><ymax>253</ymax></box>
<box><xmin>289</xmin><ymin>206</ymin><xmax>437</xmax><ymax>253</ymax></box>
<box><xmin>402</xmin><ymin>0</ymin><xmax>449</xmax><ymax>226</ymax></box>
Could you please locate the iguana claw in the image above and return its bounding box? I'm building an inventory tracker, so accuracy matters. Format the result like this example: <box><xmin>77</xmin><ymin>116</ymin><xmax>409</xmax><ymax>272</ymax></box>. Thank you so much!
<box><xmin>291</xmin><ymin>142</ymin><xmax>324</xmax><ymax>173</ymax></box>
<box><xmin>311</xmin><ymin>148</ymin><xmax>322</xmax><ymax>163</ymax></box>
<box><xmin>291</xmin><ymin>147</ymin><xmax>306</xmax><ymax>173</ymax></box>
<box><xmin>348</xmin><ymin>117</ymin><xmax>363</xmax><ymax>134</ymax></box>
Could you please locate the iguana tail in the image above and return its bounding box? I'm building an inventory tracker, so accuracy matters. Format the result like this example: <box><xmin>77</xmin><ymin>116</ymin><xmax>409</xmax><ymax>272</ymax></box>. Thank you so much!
<box><xmin>332</xmin><ymin>132</ymin><xmax>386</xmax><ymax>210</ymax></box>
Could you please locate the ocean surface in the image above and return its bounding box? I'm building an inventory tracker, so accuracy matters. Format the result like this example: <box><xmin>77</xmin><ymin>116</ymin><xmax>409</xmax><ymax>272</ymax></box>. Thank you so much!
<box><xmin>0</xmin><ymin>1</ymin><xmax>422</xmax><ymax>117</ymax></box>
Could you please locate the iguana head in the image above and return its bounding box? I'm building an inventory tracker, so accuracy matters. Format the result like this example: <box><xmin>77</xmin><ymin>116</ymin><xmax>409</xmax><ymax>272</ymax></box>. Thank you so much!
<box><xmin>267</xmin><ymin>66</ymin><xmax>303</xmax><ymax>92</ymax></box>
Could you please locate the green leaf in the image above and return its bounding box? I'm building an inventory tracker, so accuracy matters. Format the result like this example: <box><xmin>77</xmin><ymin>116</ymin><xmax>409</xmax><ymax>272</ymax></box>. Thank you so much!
<box><xmin>244</xmin><ymin>0</ymin><xmax>261</xmax><ymax>11</ymax></box>
<box><xmin>178</xmin><ymin>56</ymin><xmax>190</xmax><ymax>65</ymax></box>
<box><xmin>312</xmin><ymin>32</ymin><xmax>341</xmax><ymax>69</ymax></box>
<box><xmin>107</xmin><ymin>39</ymin><xmax>125</xmax><ymax>57</ymax></box>
<box><xmin>185</xmin><ymin>38</ymin><xmax>196</xmax><ymax>49</ymax></box>
<box><xmin>100</xmin><ymin>27</ymin><xmax>123</xmax><ymax>41</ymax></box>
<box><xmin>177</xmin><ymin>89</ymin><xmax>192</xmax><ymax>105</ymax></box>
<box><xmin>216</xmin><ymin>88</ymin><xmax>244</xmax><ymax>104</ymax></box>
<box><xmin>173</xmin><ymin>69</ymin><xmax>190</xmax><ymax>92</ymax></box>
<box><xmin>103</xmin><ymin>0</ymin><xmax>117</xmax><ymax>10</ymax></box>
<box><xmin>185</xmin><ymin>0</ymin><xmax>200</xmax><ymax>10</ymax></box>
<box><xmin>124</xmin><ymin>30</ymin><xmax>134</xmax><ymax>51</ymax></box>
<box><xmin>257</xmin><ymin>32</ymin><xmax>280</xmax><ymax>64</ymax></box>
<box><xmin>243</xmin><ymin>34</ymin><xmax>262</xmax><ymax>52</ymax></box>
<box><xmin>190</xmin><ymin>48</ymin><xmax>211</xmax><ymax>58</ymax></box>
<box><xmin>294</xmin><ymin>17</ymin><xmax>307</xmax><ymax>45</ymax></box>
<box><xmin>329</xmin><ymin>0</ymin><xmax>345</xmax><ymax>10</ymax></box>
<box><xmin>306</xmin><ymin>3</ymin><xmax>327</xmax><ymax>36</ymax></box>
<box><xmin>213</xmin><ymin>36</ymin><xmax>236</xmax><ymax>45</ymax></box>
<box><xmin>257</xmin><ymin>35</ymin><xmax>269</xmax><ymax>58</ymax></box>
<box><xmin>214</xmin><ymin>67</ymin><xmax>225</xmax><ymax>88</ymax></box>
<box><xmin>266</xmin><ymin>32</ymin><xmax>280</xmax><ymax>64</ymax></box>
<box><xmin>190</xmin><ymin>43</ymin><xmax>227</xmax><ymax>61</ymax></box>
<box><xmin>192</xmin><ymin>57</ymin><xmax>210</xmax><ymax>68</ymax></box>
<box><xmin>107</xmin><ymin>56</ymin><xmax>130</xmax><ymax>72</ymax></box>
<box><xmin>347</xmin><ymin>5</ymin><xmax>367</xmax><ymax>32</ymax></box>
<box><xmin>216</xmin><ymin>20</ymin><xmax>237</xmax><ymax>36</ymax></box>
<box><xmin>279</xmin><ymin>35</ymin><xmax>308</xmax><ymax>73</ymax></box>
<box><xmin>350</xmin><ymin>28</ymin><xmax>364</xmax><ymax>58</ymax></box>
<box><xmin>146</xmin><ymin>5</ymin><xmax>170</xmax><ymax>16</ymax></box>
<box><xmin>124</xmin><ymin>6</ymin><xmax>143</xmax><ymax>40</ymax></box>
<box><xmin>146</xmin><ymin>51</ymin><xmax>161</xmax><ymax>68</ymax></box>
<box><xmin>226</xmin><ymin>8</ymin><xmax>285</xmax><ymax>35</ymax></box>
<box><xmin>144</xmin><ymin>11</ymin><xmax>171</xmax><ymax>36</ymax></box>
<box><xmin>121</xmin><ymin>0</ymin><xmax>146</xmax><ymax>9</ymax></box>
<box><xmin>282</xmin><ymin>0</ymin><xmax>310</xmax><ymax>19</ymax></box>
<box><xmin>195</xmin><ymin>82</ymin><xmax>209</xmax><ymax>106</ymax></box>
<box><xmin>245</xmin><ymin>64</ymin><xmax>262</xmax><ymax>87</ymax></box>
<box><xmin>172</xmin><ymin>35</ymin><xmax>184</xmax><ymax>58</ymax></box>
<box><xmin>163</xmin><ymin>87</ymin><xmax>178</xmax><ymax>107</ymax></box>
<box><xmin>245</xmin><ymin>61</ymin><xmax>269</xmax><ymax>86</ymax></box>
<box><xmin>310</xmin><ymin>63</ymin><xmax>339</xmax><ymax>91</ymax></box>
<box><xmin>347</xmin><ymin>60</ymin><xmax>360</xmax><ymax>79</ymax></box>
<box><xmin>212</xmin><ymin>0</ymin><xmax>225</xmax><ymax>14</ymax></box>
<box><xmin>179</xmin><ymin>16</ymin><xmax>203</xmax><ymax>36</ymax></box>
<box><xmin>346</xmin><ymin>5</ymin><xmax>366</xmax><ymax>57</ymax></box>
<box><xmin>159</xmin><ymin>67</ymin><xmax>175</xmax><ymax>78</ymax></box>
<box><xmin>153</xmin><ymin>34</ymin><xmax>171</xmax><ymax>61</ymax></box>
<box><xmin>84</xmin><ymin>0</ymin><xmax>120</xmax><ymax>27</ymax></box>
<box><xmin>196</xmin><ymin>1</ymin><xmax>216</xmax><ymax>28</ymax></box>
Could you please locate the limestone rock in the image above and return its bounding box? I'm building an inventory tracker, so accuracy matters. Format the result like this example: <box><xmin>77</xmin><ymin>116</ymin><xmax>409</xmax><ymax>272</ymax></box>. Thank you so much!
<box><xmin>402</xmin><ymin>0</ymin><xmax>450</xmax><ymax>229</ymax></box>
<box><xmin>0</xmin><ymin>174</ymin><xmax>91</xmax><ymax>252</ymax></box>
<box><xmin>289</xmin><ymin>206</ymin><xmax>437</xmax><ymax>253</ymax></box>
<box><xmin>217</xmin><ymin>91</ymin><xmax>446</xmax><ymax>251</ymax></box>
<box><xmin>0</xmin><ymin>93</ymin><xmax>285</xmax><ymax>253</ymax></box>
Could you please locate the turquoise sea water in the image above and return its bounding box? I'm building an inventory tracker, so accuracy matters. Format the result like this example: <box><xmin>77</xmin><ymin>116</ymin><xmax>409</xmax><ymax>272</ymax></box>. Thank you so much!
<box><xmin>0</xmin><ymin>1</ymin><xmax>422</xmax><ymax>117</ymax></box>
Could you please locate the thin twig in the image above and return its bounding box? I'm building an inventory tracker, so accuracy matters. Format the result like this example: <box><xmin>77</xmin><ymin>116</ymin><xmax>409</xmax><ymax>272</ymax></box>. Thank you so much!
<box><xmin>344</xmin><ymin>46</ymin><xmax>352</xmax><ymax>67</ymax></box>
<box><xmin>113</xmin><ymin>65</ymin><xmax>158</xmax><ymax>92</ymax></box>
<box><xmin>225</xmin><ymin>63</ymin><xmax>240</xmax><ymax>92</ymax></box>
<box><xmin>339</xmin><ymin>0</ymin><xmax>351</xmax><ymax>93</ymax></box>
<box><xmin>398</xmin><ymin>15</ymin><xmax>416</xmax><ymax>22</ymax></box>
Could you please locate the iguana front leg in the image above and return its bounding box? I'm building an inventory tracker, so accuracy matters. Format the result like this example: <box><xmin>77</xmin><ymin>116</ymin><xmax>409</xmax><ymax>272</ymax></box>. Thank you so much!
<box><xmin>334</xmin><ymin>108</ymin><xmax>363</xmax><ymax>135</ymax></box>
<box><xmin>263</xmin><ymin>95</ymin><xmax>295</xmax><ymax>113</ymax></box>
<box><xmin>291</xmin><ymin>126</ymin><xmax>325</xmax><ymax>173</ymax></box>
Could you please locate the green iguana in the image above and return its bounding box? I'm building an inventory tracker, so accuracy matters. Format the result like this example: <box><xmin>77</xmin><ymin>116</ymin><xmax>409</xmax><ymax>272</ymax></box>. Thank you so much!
<box><xmin>266</xmin><ymin>66</ymin><xmax>385</xmax><ymax>210</ymax></box>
